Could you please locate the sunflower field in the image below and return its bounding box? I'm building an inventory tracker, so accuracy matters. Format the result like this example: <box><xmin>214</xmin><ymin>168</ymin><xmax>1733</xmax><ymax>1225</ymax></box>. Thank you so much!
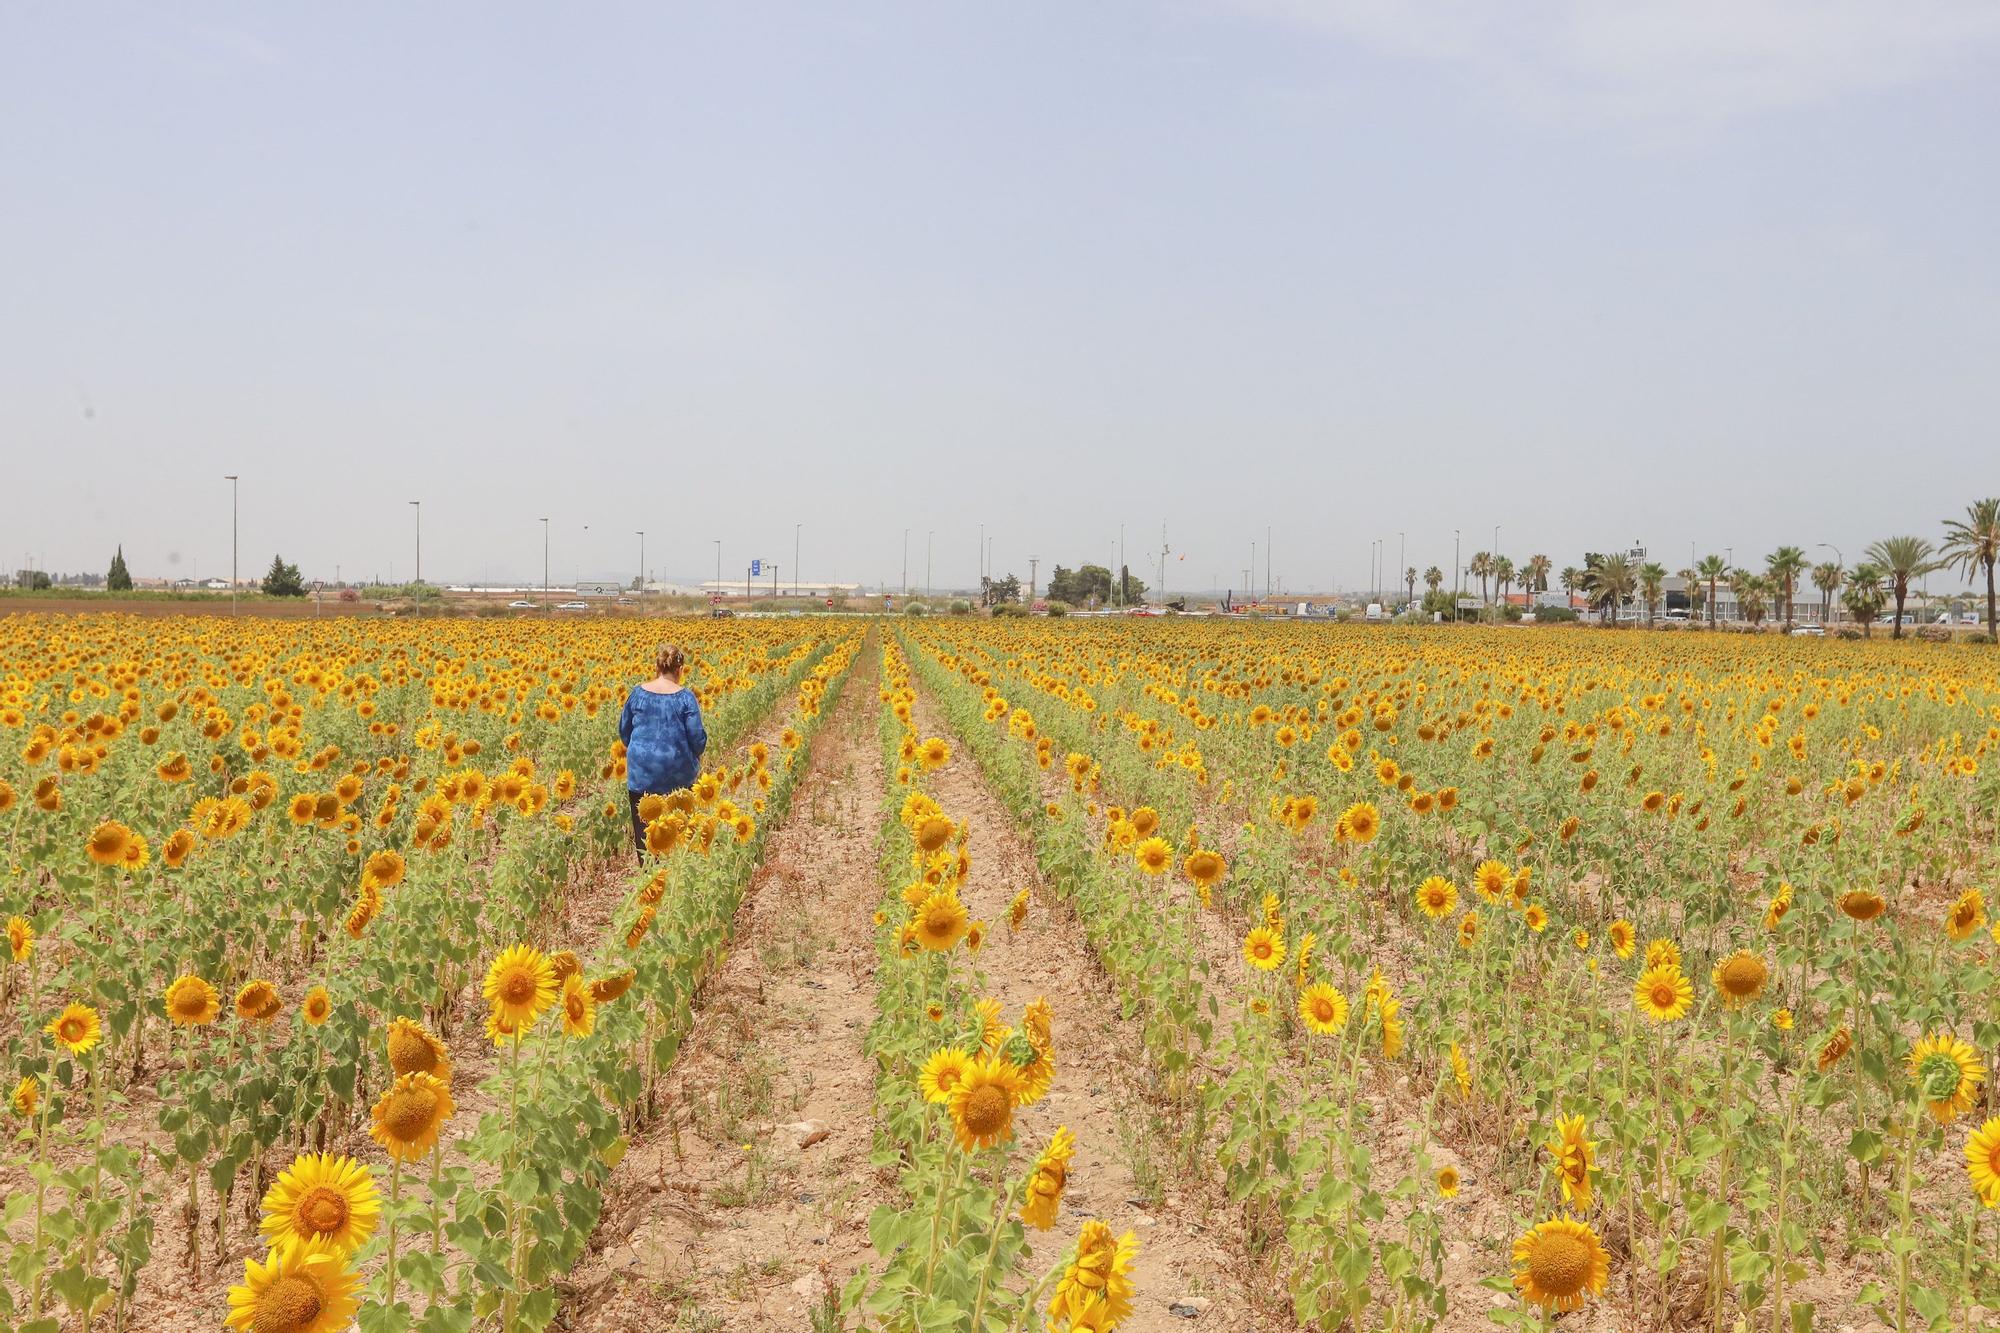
<box><xmin>4</xmin><ymin>613</ymin><xmax>2000</xmax><ymax>1332</ymax></box>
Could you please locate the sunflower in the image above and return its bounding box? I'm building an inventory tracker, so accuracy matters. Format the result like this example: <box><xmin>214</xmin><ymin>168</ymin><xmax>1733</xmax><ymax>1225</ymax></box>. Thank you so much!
<box><xmin>1633</xmin><ymin>965</ymin><xmax>1693</xmax><ymax>1024</ymax></box>
<box><xmin>1183</xmin><ymin>848</ymin><xmax>1226</xmax><ymax>889</ymax></box>
<box><xmin>1415</xmin><ymin>876</ymin><xmax>1457</xmax><ymax>921</ymax></box>
<box><xmin>8</xmin><ymin>915</ymin><xmax>35</xmax><ymax>963</ymax></box>
<box><xmin>287</xmin><ymin>792</ymin><xmax>318</xmax><ymax>826</ymax></box>
<box><xmin>915</xmin><ymin>814</ymin><xmax>955</xmax><ymax>854</ymax></box>
<box><xmin>1457</xmin><ymin>912</ymin><xmax>1480</xmax><ymax>949</ymax></box>
<box><xmin>947</xmin><ymin>1056</ymin><xmax>1021</xmax><ymax>1152</ymax></box>
<box><xmin>1909</xmin><ymin>1033</ymin><xmax>1984</xmax><ymax>1125</ymax></box>
<box><xmin>482</xmin><ymin>944</ymin><xmax>558</xmax><ymax>1034</ymax></box>
<box><xmin>301</xmin><ymin>987</ymin><xmax>333</xmax><ymax>1027</ymax></box>
<box><xmin>85</xmin><ymin>820</ymin><xmax>133</xmax><ymax>866</ymax></box>
<box><xmin>1340</xmin><ymin>800</ymin><xmax>1381</xmax><ymax>843</ymax></box>
<box><xmin>1298</xmin><ymin>982</ymin><xmax>1349</xmax><ymax>1036</ymax></box>
<box><xmin>919</xmin><ymin>1046</ymin><xmax>972</xmax><ymax>1105</ymax></box>
<box><xmin>1606</xmin><ymin>919</ymin><xmax>1634</xmax><ymax>959</ymax></box>
<box><xmin>1711</xmin><ymin>951</ymin><xmax>1769</xmax><ymax>1010</ymax></box>
<box><xmin>1019</xmin><ymin>1125</ymin><xmax>1076</xmax><ymax>1229</ymax></box>
<box><xmin>13</xmin><ymin>1075</ymin><xmax>39</xmax><ymax>1118</ymax></box>
<box><xmin>1242</xmin><ymin>925</ymin><xmax>1285</xmax><ymax>971</ymax></box>
<box><xmin>258</xmin><ymin>1152</ymin><xmax>380</xmax><ymax>1255</ymax></box>
<box><xmin>588</xmin><ymin>969</ymin><xmax>636</xmax><ymax>1004</ymax></box>
<box><xmin>368</xmin><ymin>1071</ymin><xmax>454</xmax><ymax>1162</ymax></box>
<box><xmin>560</xmin><ymin>973</ymin><xmax>596</xmax><ymax>1038</ymax></box>
<box><xmin>1817</xmin><ymin>1026</ymin><xmax>1853</xmax><ymax>1072</ymax></box>
<box><xmin>1643</xmin><ymin>937</ymin><xmax>1681</xmax><ymax>970</ymax></box>
<box><xmin>1839</xmin><ymin>889</ymin><xmax>1887</xmax><ymax>922</ymax></box>
<box><xmin>1437</xmin><ymin>1166</ymin><xmax>1460</xmax><ymax>1199</ymax></box>
<box><xmin>917</xmin><ymin>736</ymin><xmax>951</xmax><ymax>771</ymax></box>
<box><xmin>385</xmin><ymin>1017</ymin><xmax>451</xmax><ymax>1080</ymax></box>
<box><xmin>912</xmin><ymin>892</ymin><xmax>969</xmax><ymax>952</ymax></box>
<box><xmin>1547</xmin><ymin>1114</ymin><xmax>1595</xmax><ymax>1209</ymax></box>
<box><xmin>1523</xmin><ymin>904</ymin><xmax>1549</xmax><ymax>933</ymax></box>
<box><xmin>1046</xmin><ymin>1220</ymin><xmax>1139</xmax><ymax>1333</ymax></box>
<box><xmin>965</xmin><ymin>920</ymin><xmax>986</xmax><ymax>954</ymax></box>
<box><xmin>236</xmin><ymin>979</ymin><xmax>282</xmax><ymax>1023</ymax></box>
<box><xmin>1132</xmin><ymin>836</ymin><xmax>1172</xmax><ymax>875</ymax></box>
<box><xmin>1008</xmin><ymin>889</ymin><xmax>1031</xmax><ymax>933</ymax></box>
<box><xmin>1449</xmin><ymin>1042</ymin><xmax>1472</xmax><ymax>1098</ymax></box>
<box><xmin>46</xmin><ymin>1002</ymin><xmax>102</xmax><ymax>1056</ymax></box>
<box><xmin>1293</xmin><ymin>930</ymin><xmax>1317</xmax><ymax>986</ymax></box>
<box><xmin>1946</xmin><ymin>889</ymin><xmax>1987</xmax><ymax>942</ymax></box>
<box><xmin>1965</xmin><ymin>1117</ymin><xmax>2000</xmax><ymax>1208</ymax></box>
<box><xmin>164</xmin><ymin>974</ymin><xmax>220</xmax><ymax>1027</ymax></box>
<box><xmin>1473</xmin><ymin>860</ymin><xmax>1511</xmax><ymax>902</ymax></box>
<box><xmin>224</xmin><ymin>1236</ymin><xmax>360</xmax><ymax>1333</ymax></box>
<box><xmin>1511</xmin><ymin>1216</ymin><xmax>1608</xmax><ymax>1312</ymax></box>
<box><xmin>360</xmin><ymin>849</ymin><xmax>405</xmax><ymax>891</ymax></box>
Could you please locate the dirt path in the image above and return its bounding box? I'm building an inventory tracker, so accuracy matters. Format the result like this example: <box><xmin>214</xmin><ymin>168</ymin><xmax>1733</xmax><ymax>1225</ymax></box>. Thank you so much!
<box><xmin>565</xmin><ymin>639</ymin><xmax>891</xmax><ymax>1331</ymax></box>
<box><xmin>905</xmin><ymin>678</ymin><xmax>1289</xmax><ymax>1332</ymax></box>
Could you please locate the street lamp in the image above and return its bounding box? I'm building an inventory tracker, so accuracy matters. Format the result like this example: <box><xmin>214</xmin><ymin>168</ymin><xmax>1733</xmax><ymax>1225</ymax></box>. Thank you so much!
<box><xmin>902</xmin><ymin>528</ymin><xmax>910</xmax><ymax>595</ymax></box>
<box><xmin>224</xmin><ymin>475</ymin><xmax>239</xmax><ymax>615</ymax></box>
<box><xmin>1818</xmin><ymin>542</ymin><xmax>1843</xmax><ymax>624</ymax></box>
<box><xmin>794</xmin><ymin>523</ymin><xmax>801</xmax><ymax>598</ymax></box>
<box><xmin>1453</xmin><ymin>530</ymin><xmax>1460</xmax><ymax>600</ymax></box>
<box><xmin>409</xmin><ymin>501</ymin><xmax>421</xmax><ymax>620</ymax></box>
<box><xmin>540</xmin><ymin>518</ymin><xmax>550</xmax><ymax>615</ymax></box>
<box><xmin>926</xmin><ymin>531</ymin><xmax>933</xmax><ymax>601</ymax></box>
<box><xmin>636</xmin><ymin>531</ymin><xmax>645</xmax><ymax>599</ymax></box>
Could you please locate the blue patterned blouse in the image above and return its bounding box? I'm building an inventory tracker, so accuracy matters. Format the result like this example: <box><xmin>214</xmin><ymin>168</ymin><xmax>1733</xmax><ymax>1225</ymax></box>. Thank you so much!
<box><xmin>617</xmin><ymin>685</ymin><xmax>707</xmax><ymax>794</ymax></box>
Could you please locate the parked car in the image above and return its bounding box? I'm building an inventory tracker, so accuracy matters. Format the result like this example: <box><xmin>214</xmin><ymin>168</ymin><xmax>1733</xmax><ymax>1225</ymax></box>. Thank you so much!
<box><xmin>507</xmin><ymin>600</ymin><xmax>537</xmax><ymax>609</ymax></box>
<box><xmin>555</xmin><ymin>601</ymin><xmax>590</xmax><ymax>611</ymax></box>
<box><xmin>1791</xmin><ymin>625</ymin><xmax>1824</xmax><ymax>637</ymax></box>
<box><xmin>1963</xmin><ymin>612</ymin><xmax>1981</xmax><ymax>625</ymax></box>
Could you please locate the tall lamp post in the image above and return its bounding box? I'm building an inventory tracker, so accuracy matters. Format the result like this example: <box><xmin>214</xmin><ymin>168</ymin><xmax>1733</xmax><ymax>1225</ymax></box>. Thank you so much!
<box><xmin>902</xmin><ymin>528</ymin><xmax>910</xmax><ymax>595</ymax></box>
<box><xmin>540</xmin><ymin>518</ymin><xmax>550</xmax><ymax>616</ymax></box>
<box><xmin>636</xmin><ymin>531</ymin><xmax>645</xmax><ymax>599</ymax></box>
<box><xmin>1818</xmin><ymin>542</ymin><xmax>1843</xmax><ymax>624</ymax></box>
<box><xmin>926</xmin><ymin>531</ymin><xmax>933</xmax><ymax>601</ymax></box>
<box><xmin>1453</xmin><ymin>530</ymin><xmax>1461</xmax><ymax>601</ymax></box>
<box><xmin>224</xmin><ymin>475</ymin><xmax>239</xmax><ymax>615</ymax></box>
<box><xmin>409</xmin><ymin>500</ymin><xmax>421</xmax><ymax>620</ymax></box>
<box><xmin>794</xmin><ymin>523</ymin><xmax>801</xmax><ymax>597</ymax></box>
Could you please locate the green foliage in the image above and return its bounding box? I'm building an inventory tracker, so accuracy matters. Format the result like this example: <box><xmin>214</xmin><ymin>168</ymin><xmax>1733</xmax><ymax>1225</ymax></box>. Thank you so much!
<box><xmin>261</xmin><ymin>554</ymin><xmax>306</xmax><ymax>597</ymax></box>
<box><xmin>106</xmin><ymin>547</ymin><xmax>132</xmax><ymax>592</ymax></box>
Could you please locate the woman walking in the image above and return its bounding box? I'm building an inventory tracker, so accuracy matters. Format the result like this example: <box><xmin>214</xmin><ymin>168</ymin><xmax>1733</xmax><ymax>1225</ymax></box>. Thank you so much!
<box><xmin>617</xmin><ymin>642</ymin><xmax>707</xmax><ymax>855</ymax></box>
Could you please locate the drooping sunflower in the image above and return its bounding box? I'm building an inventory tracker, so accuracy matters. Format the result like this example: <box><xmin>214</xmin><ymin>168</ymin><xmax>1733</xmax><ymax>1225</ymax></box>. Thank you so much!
<box><xmin>1547</xmin><ymin>1114</ymin><xmax>1595</xmax><ymax>1209</ymax></box>
<box><xmin>1046</xmin><ymin>1219</ymin><xmax>1140</xmax><ymax>1332</ymax></box>
<box><xmin>1415</xmin><ymin>876</ymin><xmax>1457</xmax><ymax>921</ymax></box>
<box><xmin>947</xmin><ymin>1056</ymin><xmax>1022</xmax><ymax>1152</ymax></box>
<box><xmin>164</xmin><ymin>974</ymin><xmax>220</xmax><ymax>1027</ymax></box>
<box><xmin>1965</xmin><ymin>1117</ymin><xmax>2000</xmax><ymax>1208</ymax></box>
<box><xmin>258</xmin><ymin>1152</ymin><xmax>380</xmax><ymax>1255</ymax></box>
<box><xmin>1008</xmin><ymin>889</ymin><xmax>1031</xmax><ymax>933</ymax></box>
<box><xmin>1242</xmin><ymin>925</ymin><xmax>1285</xmax><ymax>971</ymax></box>
<box><xmin>1019</xmin><ymin>1125</ymin><xmax>1076</xmax><ymax>1230</ymax></box>
<box><xmin>1511</xmin><ymin>1215</ymin><xmax>1609</xmax><ymax>1312</ymax></box>
<box><xmin>1909</xmin><ymin>1033</ymin><xmax>1985</xmax><ymax>1125</ymax></box>
<box><xmin>368</xmin><ymin>1071</ymin><xmax>454</xmax><ymax>1162</ymax></box>
<box><xmin>1298</xmin><ymin>982</ymin><xmax>1349</xmax><ymax>1036</ymax></box>
<box><xmin>385</xmin><ymin>1017</ymin><xmax>451</xmax><ymax>1080</ymax></box>
<box><xmin>912</xmin><ymin>891</ymin><xmax>969</xmax><ymax>952</ymax></box>
<box><xmin>1606</xmin><ymin>919</ymin><xmax>1635</xmax><ymax>960</ymax></box>
<box><xmin>560</xmin><ymin>973</ymin><xmax>596</xmax><ymax>1038</ymax></box>
<box><xmin>1946</xmin><ymin>889</ymin><xmax>1987</xmax><ymax>942</ymax></box>
<box><xmin>360</xmin><ymin>849</ymin><xmax>406</xmax><ymax>891</ymax></box>
<box><xmin>1711</xmin><ymin>951</ymin><xmax>1769</xmax><ymax>1010</ymax></box>
<box><xmin>589</xmin><ymin>969</ymin><xmax>636</xmax><ymax>1004</ymax></box>
<box><xmin>224</xmin><ymin>1235</ymin><xmax>361</xmax><ymax>1333</ymax></box>
<box><xmin>236</xmin><ymin>979</ymin><xmax>282</xmax><ymax>1024</ymax></box>
<box><xmin>85</xmin><ymin>820</ymin><xmax>133</xmax><ymax>866</ymax></box>
<box><xmin>1838</xmin><ymin>889</ymin><xmax>1887</xmax><ymax>922</ymax></box>
<box><xmin>13</xmin><ymin>1075</ymin><xmax>39</xmax><ymax>1118</ymax></box>
<box><xmin>1817</xmin><ymin>1026</ymin><xmax>1853</xmax><ymax>1072</ymax></box>
<box><xmin>46</xmin><ymin>1002</ymin><xmax>102</xmax><ymax>1056</ymax></box>
<box><xmin>1633</xmin><ymin>965</ymin><xmax>1693</xmax><ymax>1024</ymax></box>
<box><xmin>6</xmin><ymin>915</ymin><xmax>32</xmax><ymax>963</ymax></box>
<box><xmin>919</xmin><ymin>1046</ymin><xmax>972</xmax><ymax>1105</ymax></box>
<box><xmin>482</xmin><ymin>944</ymin><xmax>558</xmax><ymax>1034</ymax></box>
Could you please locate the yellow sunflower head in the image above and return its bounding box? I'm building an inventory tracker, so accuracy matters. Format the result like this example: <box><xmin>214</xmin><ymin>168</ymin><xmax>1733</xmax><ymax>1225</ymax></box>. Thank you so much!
<box><xmin>482</xmin><ymin>943</ymin><xmax>558</xmax><ymax>1034</ymax></box>
<box><xmin>258</xmin><ymin>1152</ymin><xmax>380</xmax><ymax>1256</ymax></box>
<box><xmin>223</xmin><ymin>1234</ymin><xmax>361</xmax><ymax>1333</ymax></box>
<box><xmin>1510</xmin><ymin>1215</ymin><xmax>1608</xmax><ymax>1312</ymax></box>
<box><xmin>368</xmin><ymin>1071</ymin><xmax>454</xmax><ymax>1162</ymax></box>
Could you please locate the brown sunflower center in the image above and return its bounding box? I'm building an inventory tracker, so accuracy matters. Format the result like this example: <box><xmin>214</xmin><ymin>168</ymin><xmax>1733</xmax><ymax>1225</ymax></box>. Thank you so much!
<box><xmin>251</xmin><ymin>1273</ymin><xmax>324</xmax><ymax>1333</ymax></box>
<box><xmin>566</xmin><ymin>992</ymin><xmax>586</xmax><ymax>1023</ymax></box>
<box><xmin>1309</xmin><ymin>996</ymin><xmax>1337</xmax><ymax>1025</ymax></box>
<box><xmin>387</xmin><ymin>1028</ymin><xmax>436</xmax><ymax>1075</ymax></box>
<box><xmin>58</xmin><ymin>1017</ymin><xmax>86</xmax><ymax>1042</ymax></box>
<box><xmin>1527</xmin><ymin>1231</ymin><xmax>1591</xmax><ymax>1297</ymax></box>
<box><xmin>296</xmin><ymin>1185</ymin><xmax>350</xmax><ymax>1236</ymax></box>
<box><xmin>382</xmin><ymin>1085</ymin><xmax>440</xmax><ymax>1141</ymax></box>
<box><xmin>499</xmin><ymin>969</ymin><xmax>538</xmax><ymax>1006</ymax></box>
<box><xmin>1650</xmin><ymin>981</ymin><xmax>1679</xmax><ymax>1008</ymax></box>
<box><xmin>960</xmin><ymin>1084</ymin><xmax>1010</xmax><ymax>1136</ymax></box>
<box><xmin>1718</xmin><ymin>956</ymin><xmax>1767</xmax><ymax>998</ymax></box>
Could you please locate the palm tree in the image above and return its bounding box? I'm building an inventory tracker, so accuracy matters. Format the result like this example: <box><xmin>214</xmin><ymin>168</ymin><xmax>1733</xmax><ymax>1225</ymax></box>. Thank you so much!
<box><xmin>1583</xmin><ymin>554</ymin><xmax>1635</xmax><ymax>626</ymax></box>
<box><xmin>1765</xmin><ymin>545</ymin><xmax>1807</xmax><ymax>628</ymax></box>
<box><xmin>1526</xmin><ymin>553</ymin><xmax>1553</xmax><ymax>595</ymax></box>
<box><xmin>1863</xmin><ymin>536</ymin><xmax>1939</xmax><ymax>639</ymax></box>
<box><xmin>1404</xmin><ymin>566</ymin><xmax>1418</xmax><ymax>606</ymax></box>
<box><xmin>1559</xmin><ymin>566</ymin><xmax>1581</xmax><ymax>600</ymax></box>
<box><xmin>1844</xmin><ymin>563</ymin><xmax>1886</xmax><ymax>638</ymax></box>
<box><xmin>1494</xmin><ymin>556</ymin><xmax>1516</xmax><ymax>611</ymax></box>
<box><xmin>1734</xmin><ymin>571</ymin><xmax>1769</xmax><ymax>626</ymax></box>
<box><xmin>1638</xmin><ymin>562</ymin><xmax>1667</xmax><ymax>628</ymax></box>
<box><xmin>1423</xmin><ymin>565</ymin><xmax>1443</xmax><ymax>594</ymax></box>
<box><xmin>1941</xmin><ymin>497</ymin><xmax>2000</xmax><ymax>641</ymax></box>
<box><xmin>1695</xmin><ymin>554</ymin><xmax>1728</xmax><ymax>628</ymax></box>
<box><xmin>1811</xmin><ymin>561</ymin><xmax>1842</xmax><ymax>628</ymax></box>
<box><xmin>1469</xmin><ymin>552</ymin><xmax>1494</xmax><ymax>607</ymax></box>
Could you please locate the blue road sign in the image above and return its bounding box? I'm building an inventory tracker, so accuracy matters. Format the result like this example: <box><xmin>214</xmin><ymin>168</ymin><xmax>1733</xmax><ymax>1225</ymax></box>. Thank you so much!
<box><xmin>751</xmin><ymin>559</ymin><xmax>762</xmax><ymax>576</ymax></box>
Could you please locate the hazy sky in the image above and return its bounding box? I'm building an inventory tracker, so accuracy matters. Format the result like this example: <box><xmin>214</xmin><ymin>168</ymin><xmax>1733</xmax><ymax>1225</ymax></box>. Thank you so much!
<box><xmin>5</xmin><ymin>3</ymin><xmax>1998</xmax><ymax>595</ymax></box>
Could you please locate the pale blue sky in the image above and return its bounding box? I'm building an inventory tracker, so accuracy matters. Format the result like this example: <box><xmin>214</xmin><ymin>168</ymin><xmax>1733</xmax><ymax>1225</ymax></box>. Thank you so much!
<box><xmin>4</xmin><ymin>3</ymin><xmax>1997</xmax><ymax>594</ymax></box>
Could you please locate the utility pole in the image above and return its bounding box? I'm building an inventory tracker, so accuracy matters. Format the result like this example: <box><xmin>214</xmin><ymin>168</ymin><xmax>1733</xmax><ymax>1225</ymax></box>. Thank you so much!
<box><xmin>1398</xmin><ymin>532</ymin><xmax>1406</xmax><ymax>607</ymax></box>
<box><xmin>409</xmin><ymin>500</ymin><xmax>421</xmax><ymax>619</ymax></box>
<box><xmin>1265</xmin><ymin>525</ymin><xmax>1271</xmax><ymax>602</ymax></box>
<box><xmin>713</xmin><ymin>539</ymin><xmax>722</xmax><ymax>591</ymax></box>
<box><xmin>1453</xmin><ymin>530</ymin><xmax>1461</xmax><ymax>601</ymax></box>
<box><xmin>979</xmin><ymin>522</ymin><xmax>985</xmax><ymax>595</ymax></box>
<box><xmin>1249</xmin><ymin>540</ymin><xmax>1256</xmax><ymax>605</ymax></box>
<box><xmin>224</xmin><ymin>475</ymin><xmax>239</xmax><ymax>615</ymax></box>
<box><xmin>902</xmin><ymin>528</ymin><xmax>910</xmax><ymax>595</ymax></box>
<box><xmin>926</xmin><ymin>531</ymin><xmax>933</xmax><ymax>601</ymax></box>
<box><xmin>636</xmin><ymin>531</ymin><xmax>645</xmax><ymax>598</ymax></box>
<box><xmin>1157</xmin><ymin>521</ymin><xmax>1170</xmax><ymax>607</ymax></box>
<box><xmin>1028</xmin><ymin>557</ymin><xmax>1039</xmax><ymax>603</ymax></box>
<box><xmin>541</xmin><ymin>517</ymin><xmax>550</xmax><ymax>616</ymax></box>
<box><xmin>794</xmin><ymin>523</ymin><xmax>801</xmax><ymax>597</ymax></box>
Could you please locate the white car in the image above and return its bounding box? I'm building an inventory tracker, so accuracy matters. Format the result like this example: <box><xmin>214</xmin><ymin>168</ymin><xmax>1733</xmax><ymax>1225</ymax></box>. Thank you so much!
<box><xmin>507</xmin><ymin>600</ymin><xmax>538</xmax><ymax>609</ymax></box>
<box><xmin>556</xmin><ymin>600</ymin><xmax>590</xmax><ymax>611</ymax></box>
<box><xmin>1791</xmin><ymin>625</ymin><xmax>1825</xmax><ymax>637</ymax></box>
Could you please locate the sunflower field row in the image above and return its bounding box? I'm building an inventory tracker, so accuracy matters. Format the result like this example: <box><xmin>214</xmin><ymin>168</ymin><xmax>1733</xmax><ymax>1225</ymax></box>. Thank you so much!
<box><xmin>900</xmin><ymin>621</ymin><xmax>2000</xmax><ymax>1333</ymax></box>
<box><xmin>0</xmin><ymin>614</ymin><xmax>851</xmax><ymax>1332</ymax></box>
